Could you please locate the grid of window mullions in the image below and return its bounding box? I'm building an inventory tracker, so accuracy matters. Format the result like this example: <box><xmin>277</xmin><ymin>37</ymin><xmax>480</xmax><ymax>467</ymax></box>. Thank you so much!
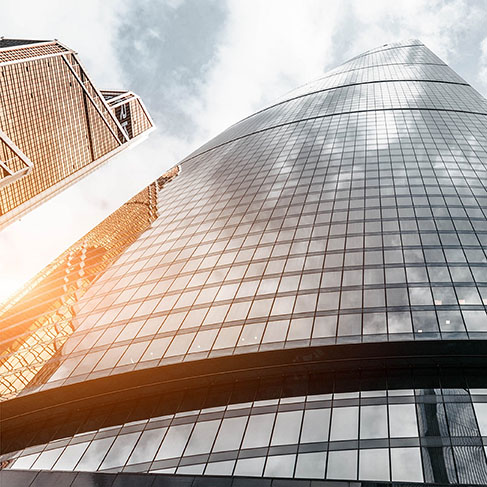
<box><xmin>0</xmin><ymin>52</ymin><xmax>123</xmax><ymax>215</ymax></box>
<box><xmin>3</xmin><ymin>43</ymin><xmax>487</xmax><ymax>413</ymax></box>
<box><xmin>5</xmin><ymin>383</ymin><xmax>487</xmax><ymax>483</ymax></box>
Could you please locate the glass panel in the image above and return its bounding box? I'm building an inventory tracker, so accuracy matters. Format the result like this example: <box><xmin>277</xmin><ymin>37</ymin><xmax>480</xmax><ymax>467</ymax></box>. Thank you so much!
<box><xmin>12</xmin><ymin>453</ymin><xmax>39</xmax><ymax>470</ymax></box>
<box><xmin>327</xmin><ymin>450</ymin><xmax>357</xmax><ymax>480</ymax></box>
<box><xmin>127</xmin><ymin>428</ymin><xmax>167</xmax><ymax>465</ymax></box>
<box><xmin>301</xmin><ymin>408</ymin><xmax>330</xmax><ymax>442</ymax></box>
<box><xmin>155</xmin><ymin>424</ymin><xmax>193</xmax><ymax>460</ymax></box>
<box><xmin>359</xmin><ymin>448</ymin><xmax>390</xmax><ymax>481</ymax></box>
<box><xmin>422</xmin><ymin>446</ymin><xmax>457</xmax><ymax>484</ymax></box>
<box><xmin>177</xmin><ymin>464</ymin><xmax>205</xmax><ymax>474</ymax></box>
<box><xmin>54</xmin><ymin>442</ymin><xmax>89</xmax><ymax>470</ymax></box>
<box><xmin>242</xmin><ymin>413</ymin><xmax>275</xmax><ymax>449</ymax></box>
<box><xmin>474</xmin><ymin>403</ymin><xmax>487</xmax><ymax>435</ymax></box>
<box><xmin>213</xmin><ymin>326</ymin><xmax>241</xmax><ymax>349</ymax></box>
<box><xmin>389</xmin><ymin>404</ymin><xmax>418</xmax><ymax>437</ymax></box>
<box><xmin>31</xmin><ymin>448</ymin><xmax>64</xmax><ymax>469</ymax></box>
<box><xmin>76</xmin><ymin>437</ymin><xmax>115</xmax><ymax>471</ymax></box>
<box><xmin>184</xmin><ymin>420</ymin><xmax>220</xmax><ymax>455</ymax></box>
<box><xmin>295</xmin><ymin>451</ymin><xmax>326</xmax><ymax>479</ymax></box>
<box><xmin>205</xmin><ymin>460</ymin><xmax>235</xmax><ymax>475</ymax></box>
<box><xmin>454</xmin><ymin>446</ymin><xmax>487</xmax><ymax>484</ymax></box>
<box><xmin>391</xmin><ymin>448</ymin><xmax>423</xmax><ymax>482</ymax></box>
<box><xmin>234</xmin><ymin>457</ymin><xmax>265</xmax><ymax>477</ymax></box>
<box><xmin>213</xmin><ymin>416</ymin><xmax>248</xmax><ymax>452</ymax></box>
<box><xmin>100</xmin><ymin>432</ymin><xmax>141</xmax><ymax>469</ymax></box>
<box><xmin>262</xmin><ymin>320</ymin><xmax>289</xmax><ymax>343</ymax></box>
<box><xmin>360</xmin><ymin>405</ymin><xmax>388</xmax><ymax>439</ymax></box>
<box><xmin>189</xmin><ymin>329</ymin><xmax>218</xmax><ymax>353</ymax></box>
<box><xmin>264</xmin><ymin>454</ymin><xmax>296</xmax><ymax>478</ymax></box>
<box><xmin>445</xmin><ymin>403</ymin><xmax>479</xmax><ymax>436</ymax></box>
<box><xmin>463</xmin><ymin>310</ymin><xmax>487</xmax><ymax>331</ymax></box>
<box><xmin>270</xmin><ymin>410</ymin><xmax>303</xmax><ymax>445</ymax></box>
<box><xmin>330</xmin><ymin>407</ymin><xmax>358</xmax><ymax>441</ymax></box>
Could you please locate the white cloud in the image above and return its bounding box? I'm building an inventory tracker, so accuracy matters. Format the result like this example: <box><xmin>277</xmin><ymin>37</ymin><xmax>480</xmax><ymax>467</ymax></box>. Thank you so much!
<box><xmin>164</xmin><ymin>0</ymin><xmax>487</xmax><ymax>149</ymax></box>
<box><xmin>478</xmin><ymin>37</ymin><xmax>487</xmax><ymax>93</ymax></box>
<box><xmin>344</xmin><ymin>0</ymin><xmax>484</xmax><ymax>64</ymax></box>
<box><xmin>178</xmin><ymin>0</ymin><xmax>344</xmax><ymax>143</ymax></box>
<box><xmin>1</xmin><ymin>0</ymin><xmax>129</xmax><ymax>87</ymax></box>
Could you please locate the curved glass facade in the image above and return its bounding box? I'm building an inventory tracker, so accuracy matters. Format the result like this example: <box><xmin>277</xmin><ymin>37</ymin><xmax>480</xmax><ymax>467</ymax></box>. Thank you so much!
<box><xmin>3</xmin><ymin>368</ymin><xmax>487</xmax><ymax>484</ymax></box>
<box><xmin>2</xmin><ymin>40</ymin><xmax>487</xmax><ymax>486</ymax></box>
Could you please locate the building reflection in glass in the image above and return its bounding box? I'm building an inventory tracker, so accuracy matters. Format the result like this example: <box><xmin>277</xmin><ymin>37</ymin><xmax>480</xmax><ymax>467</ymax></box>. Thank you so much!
<box><xmin>0</xmin><ymin>167</ymin><xmax>177</xmax><ymax>401</ymax></box>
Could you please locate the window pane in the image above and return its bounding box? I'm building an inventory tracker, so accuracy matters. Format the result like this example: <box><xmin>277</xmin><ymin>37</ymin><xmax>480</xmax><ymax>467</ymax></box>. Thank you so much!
<box><xmin>184</xmin><ymin>420</ymin><xmax>220</xmax><ymax>455</ymax></box>
<box><xmin>445</xmin><ymin>403</ymin><xmax>479</xmax><ymax>437</ymax></box>
<box><xmin>100</xmin><ymin>432</ymin><xmax>141</xmax><ymax>469</ymax></box>
<box><xmin>463</xmin><ymin>310</ymin><xmax>487</xmax><ymax>331</ymax></box>
<box><xmin>327</xmin><ymin>450</ymin><xmax>357</xmax><ymax>480</ymax></box>
<box><xmin>271</xmin><ymin>410</ymin><xmax>303</xmax><ymax>445</ymax></box>
<box><xmin>155</xmin><ymin>424</ymin><xmax>193</xmax><ymax>460</ymax></box>
<box><xmin>360</xmin><ymin>405</ymin><xmax>388</xmax><ymax>439</ymax></box>
<box><xmin>330</xmin><ymin>407</ymin><xmax>358</xmax><ymax>441</ymax></box>
<box><xmin>389</xmin><ymin>404</ymin><xmax>418</xmax><ymax>437</ymax></box>
<box><xmin>474</xmin><ymin>403</ymin><xmax>487</xmax><ymax>436</ymax></box>
<box><xmin>454</xmin><ymin>446</ymin><xmax>487</xmax><ymax>484</ymax></box>
<box><xmin>359</xmin><ymin>448</ymin><xmax>389</xmax><ymax>481</ymax></box>
<box><xmin>234</xmin><ymin>457</ymin><xmax>265</xmax><ymax>477</ymax></box>
<box><xmin>391</xmin><ymin>448</ymin><xmax>423</xmax><ymax>482</ymax></box>
<box><xmin>12</xmin><ymin>453</ymin><xmax>39</xmax><ymax>470</ymax></box>
<box><xmin>127</xmin><ymin>428</ymin><xmax>167</xmax><ymax>465</ymax></box>
<box><xmin>295</xmin><ymin>452</ymin><xmax>326</xmax><ymax>479</ymax></box>
<box><xmin>213</xmin><ymin>416</ymin><xmax>247</xmax><ymax>452</ymax></box>
<box><xmin>205</xmin><ymin>460</ymin><xmax>235</xmax><ymax>475</ymax></box>
<box><xmin>76</xmin><ymin>437</ymin><xmax>115</xmax><ymax>471</ymax></box>
<box><xmin>177</xmin><ymin>464</ymin><xmax>204</xmax><ymax>474</ymax></box>
<box><xmin>301</xmin><ymin>408</ymin><xmax>330</xmax><ymax>442</ymax></box>
<box><xmin>264</xmin><ymin>454</ymin><xmax>296</xmax><ymax>478</ymax></box>
<box><xmin>32</xmin><ymin>448</ymin><xmax>64</xmax><ymax>469</ymax></box>
<box><xmin>54</xmin><ymin>442</ymin><xmax>89</xmax><ymax>470</ymax></box>
<box><xmin>242</xmin><ymin>413</ymin><xmax>275</xmax><ymax>448</ymax></box>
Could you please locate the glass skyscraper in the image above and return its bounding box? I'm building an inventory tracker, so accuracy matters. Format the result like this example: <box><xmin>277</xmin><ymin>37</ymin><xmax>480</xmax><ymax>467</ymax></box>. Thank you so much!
<box><xmin>0</xmin><ymin>38</ymin><xmax>153</xmax><ymax>229</ymax></box>
<box><xmin>2</xmin><ymin>40</ymin><xmax>487</xmax><ymax>486</ymax></box>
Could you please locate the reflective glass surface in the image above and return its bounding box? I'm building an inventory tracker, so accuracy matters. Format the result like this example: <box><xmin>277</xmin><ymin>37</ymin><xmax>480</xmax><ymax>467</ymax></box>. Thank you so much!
<box><xmin>2</xmin><ymin>40</ymin><xmax>487</xmax><ymax>486</ymax></box>
<box><xmin>4</xmin><ymin>382</ymin><xmax>487</xmax><ymax>484</ymax></box>
<box><xmin>13</xmin><ymin>41</ymin><xmax>487</xmax><ymax>396</ymax></box>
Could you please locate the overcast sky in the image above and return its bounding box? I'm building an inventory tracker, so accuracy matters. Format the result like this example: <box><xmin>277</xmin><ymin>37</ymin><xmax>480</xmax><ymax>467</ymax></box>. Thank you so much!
<box><xmin>1</xmin><ymin>0</ymin><xmax>487</xmax><ymax>303</ymax></box>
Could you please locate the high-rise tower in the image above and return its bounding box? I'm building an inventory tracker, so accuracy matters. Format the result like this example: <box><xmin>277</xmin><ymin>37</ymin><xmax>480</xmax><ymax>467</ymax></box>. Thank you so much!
<box><xmin>2</xmin><ymin>40</ymin><xmax>487</xmax><ymax>486</ymax></box>
<box><xmin>0</xmin><ymin>39</ymin><xmax>154</xmax><ymax>229</ymax></box>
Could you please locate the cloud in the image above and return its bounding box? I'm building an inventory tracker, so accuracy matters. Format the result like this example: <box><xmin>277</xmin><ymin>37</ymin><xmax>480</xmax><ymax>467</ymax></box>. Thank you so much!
<box><xmin>115</xmin><ymin>0</ymin><xmax>228</xmax><ymax>141</ymax></box>
<box><xmin>338</xmin><ymin>1</ymin><xmax>485</xmax><ymax>92</ymax></box>
<box><xmin>1</xmin><ymin>0</ymin><xmax>129</xmax><ymax>87</ymax></box>
<box><xmin>478</xmin><ymin>37</ymin><xmax>487</xmax><ymax>94</ymax></box>
<box><xmin>354</xmin><ymin>0</ymin><xmax>481</xmax><ymax>55</ymax></box>
<box><xmin>151</xmin><ymin>0</ymin><xmax>487</xmax><ymax>149</ymax></box>
<box><xmin>180</xmin><ymin>0</ymin><xmax>344</xmax><ymax>142</ymax></box>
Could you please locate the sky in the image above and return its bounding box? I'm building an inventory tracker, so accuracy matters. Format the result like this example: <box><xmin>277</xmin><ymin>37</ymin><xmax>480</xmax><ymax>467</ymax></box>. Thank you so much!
<box><xmin>1</xmin><ymin>0</ymin><xmax>487</xmax><ymax>303</ymax></box>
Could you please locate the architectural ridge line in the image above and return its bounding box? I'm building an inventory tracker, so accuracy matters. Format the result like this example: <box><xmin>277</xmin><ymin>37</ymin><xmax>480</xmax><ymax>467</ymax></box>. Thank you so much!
<box><xmin>235</xmin><ymin>78</ymin><xmax>469</xmax><ymax>126</ymax></box>
<box><xmin>340</xmin><ymin>42</ymin><xmax>423</xmax><ymax>64</ymax></box>
<box><xmin>183</xmin><ymin>106</ymin><xmax>487</xmax><ymax>165</ymax></box>
<box><xmin>297</xmin><ymin>61</ymin><xmax>448</xmax><ymax>87</ymax></box>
